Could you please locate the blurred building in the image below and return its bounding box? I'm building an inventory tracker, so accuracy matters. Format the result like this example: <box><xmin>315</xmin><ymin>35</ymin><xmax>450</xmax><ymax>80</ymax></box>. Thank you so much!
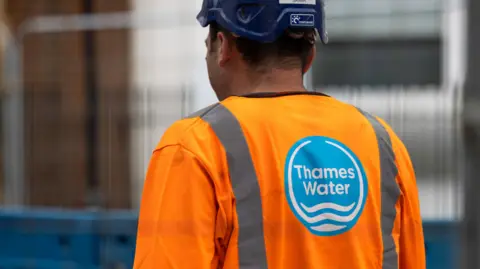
<box><xmin>1</xmin><ymin>0</ymin><xmax>468</xmax><ymax>221</ymax></box>
<box><xmin>4</xmin><ymin>0</ymin><xmax>131</xmax><ymax>208</ymax></box>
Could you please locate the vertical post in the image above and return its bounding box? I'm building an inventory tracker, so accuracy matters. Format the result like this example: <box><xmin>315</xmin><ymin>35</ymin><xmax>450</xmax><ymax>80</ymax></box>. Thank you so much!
<box><xmin>1</xmin><ymin>0</ymin><xmax>25</xmax><ymax>207</ymax></box>
<box><xmin>462</xmin><ymin>0</ymin><xmax>480</xmax><ymax>267</ymax></box>
<box><xmin>83</xmin><ymin>0</ymin><xmax>100</xmax><ymax>208</ymax></box>
<box><xmin>0</xmin><ymin>3</ymin><xmax>6</xmax><ymax>204</ymax></box>
<box><xmin>1</xmin><ymin>37</ymin><xmax>25</xmax><ymax>207</ymax></box>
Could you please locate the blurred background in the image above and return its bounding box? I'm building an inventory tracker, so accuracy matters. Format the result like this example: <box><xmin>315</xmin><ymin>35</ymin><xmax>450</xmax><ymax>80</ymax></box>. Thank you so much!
<box><xmin>0</xmin><ymin>0</ymin><xmax>479</xmax><ymax>268</ymax></box>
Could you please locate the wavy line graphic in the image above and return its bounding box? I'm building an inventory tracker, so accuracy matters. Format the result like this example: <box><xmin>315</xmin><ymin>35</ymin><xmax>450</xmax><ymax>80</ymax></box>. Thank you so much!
<box><xmin>311</xmin><ymin>223</ymin><xmax>347</xmax><ymax>232</ymax></box>
<box><xmin>302</xmin><ymin>211</ymin><xmax>358</xmax><ymax>224</ymax></box>
<box><xmin>300</xmin><ymin>202</ymin><xmax>355</xmax><ymax>214</ymax></box>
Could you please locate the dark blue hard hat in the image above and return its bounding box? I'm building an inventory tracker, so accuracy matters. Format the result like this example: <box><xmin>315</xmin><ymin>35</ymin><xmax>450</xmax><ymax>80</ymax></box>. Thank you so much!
<box><xmin>197</xmin><ymin>0</ymin><xmax>328</xmax><ymax>44</ymax></box>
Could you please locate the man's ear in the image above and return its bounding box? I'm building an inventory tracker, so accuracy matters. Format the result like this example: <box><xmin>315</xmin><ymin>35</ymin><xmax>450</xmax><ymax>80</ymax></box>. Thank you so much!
<box><xmin>217</xmin><ymin>32</ymin><xmax>232</xmax><ymax>67</ymax></box>
<box><xmin>303</xmin><ymin>45</ymin><xmax>316</xmax><ymax>74</ymax></box>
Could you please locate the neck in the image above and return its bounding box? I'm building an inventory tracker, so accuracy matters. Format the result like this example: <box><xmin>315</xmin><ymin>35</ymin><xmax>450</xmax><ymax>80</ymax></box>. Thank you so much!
<box><xmin>224</xmin><ymin>68</ymin><xmax>307</xmax><ymax>99</ymax></box>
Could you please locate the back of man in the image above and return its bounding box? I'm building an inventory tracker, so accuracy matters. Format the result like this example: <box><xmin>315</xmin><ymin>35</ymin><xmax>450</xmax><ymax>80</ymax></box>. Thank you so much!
<box><xmin>135</xmin><ymin>92</ymin><xmax>425</xmax><ymax>268</ymax></box>
<box><xmin>134</xmin><ymin>0</ymin><xmax>426</xmax><ymax>268</ymax></box>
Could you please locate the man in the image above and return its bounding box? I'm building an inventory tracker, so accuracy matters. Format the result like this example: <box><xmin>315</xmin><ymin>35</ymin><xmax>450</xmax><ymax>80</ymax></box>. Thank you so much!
<box><xmin>134</xmin><ymin>0</ymin><xmax>426</xmax><ymax>268</ymax></box>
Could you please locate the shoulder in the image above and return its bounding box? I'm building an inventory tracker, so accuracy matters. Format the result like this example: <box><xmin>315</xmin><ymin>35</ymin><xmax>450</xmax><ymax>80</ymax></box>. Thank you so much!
<box><xmin>154</xmin><ymin>103</ymin><xmax>222</xmax><ymax>152</ymax></box>
<box><xmin>374</xmin><ymin>116</ymin><xmax>409</xmax><ymax>158</ymax></box>
<box><xmin>357</xmin><ymin>109</ymin><xmax>411</xmax><ymax>166</ymax></box>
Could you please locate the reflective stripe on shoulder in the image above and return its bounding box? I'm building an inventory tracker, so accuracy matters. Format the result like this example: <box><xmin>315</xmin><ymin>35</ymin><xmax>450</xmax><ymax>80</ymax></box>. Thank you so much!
<box><xmin>200</xmin><ymin>103</ymin><xmax>268</xmax><ymax>269</ymax></box>
<box><xmin>358</xmin><ymin>109</ymin><xmax>401</xmax><ymax>269</ymax></box>
<box><xmin>186</xmin><ymin>103</ymin><xmax>219</xmax><ymax>119</ymax></box>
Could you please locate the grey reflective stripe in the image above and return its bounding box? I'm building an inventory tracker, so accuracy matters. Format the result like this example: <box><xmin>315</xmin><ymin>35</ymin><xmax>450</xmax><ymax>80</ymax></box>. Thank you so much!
<box><xmin>186</xmin><ymin>103</ymin><xmax>218</xmax><ymax>119</ymax></box>
<box><xmin>359</xmin><ymin>109</ymin><xmax>400</xmax><ymax>269</ymax></box>
<box><xmin>201</xmin><ymin>104</ymin><xmax>268</xmax><ymax>269</ymax></box>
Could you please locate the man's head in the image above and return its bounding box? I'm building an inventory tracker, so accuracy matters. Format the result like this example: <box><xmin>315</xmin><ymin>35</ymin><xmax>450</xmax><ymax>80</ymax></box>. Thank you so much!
<box><xmin>198</xmin><ymin>0</ymin><xmax>327</xmax><ymax>100</ymax></box>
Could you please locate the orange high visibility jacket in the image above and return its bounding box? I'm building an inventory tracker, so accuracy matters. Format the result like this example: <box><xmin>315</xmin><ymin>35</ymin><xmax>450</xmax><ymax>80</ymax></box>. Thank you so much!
<box><xmin>134</xmin><ymin>92</ymin><xmax>426</xmax><ymax>269</ymax></box>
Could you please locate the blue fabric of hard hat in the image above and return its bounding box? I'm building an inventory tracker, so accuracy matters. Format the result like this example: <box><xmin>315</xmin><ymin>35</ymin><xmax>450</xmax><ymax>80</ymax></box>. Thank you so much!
<box><xmin>196</xmin><ymin>0</ymin><xmax>328</xmax><ymax>44</ymax></box>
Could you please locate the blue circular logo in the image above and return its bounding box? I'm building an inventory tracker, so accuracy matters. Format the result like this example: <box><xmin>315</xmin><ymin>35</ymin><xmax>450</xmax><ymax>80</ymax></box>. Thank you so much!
<box><xmin>284</xmin><ymin>136</ymin><xmax>368</xmax><ymax>236</ymax></box>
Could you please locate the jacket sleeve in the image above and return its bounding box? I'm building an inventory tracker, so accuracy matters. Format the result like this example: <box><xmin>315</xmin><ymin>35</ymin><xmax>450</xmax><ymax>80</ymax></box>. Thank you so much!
<box><xmin>133</xmin><ymin>145</ymin><xmax>219</xmax><ymax>269</ymax></box>
<box><xmin>395</xmin><ymin>138</ymin><xmax>427</xmax><ymax>269</ymax></box>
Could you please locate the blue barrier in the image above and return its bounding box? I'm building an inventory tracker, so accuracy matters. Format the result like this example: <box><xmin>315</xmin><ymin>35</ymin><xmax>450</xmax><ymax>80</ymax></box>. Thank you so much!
<box><xmin>423</xmin><ymin>221</ymin><xmax>459</xmax><ymax>269</ymax></box>
<box><xmin>96</xmin><ymin>211</ymin><xmax>137</xmax><ymax>269</ymax></box>
<box><xmin>0</xmin><ymin>258</ymin><xmax>98</xmax><ymax>269</ymax></box>
<box><xmin>0</xmin><ymin>209</ymin><xmax>99</xmax><ymax>268</ymax></box>
<box><xmin>0</xmin><ymin>209</ymin><xmax>460</xmax><ymax>268</ymax></box>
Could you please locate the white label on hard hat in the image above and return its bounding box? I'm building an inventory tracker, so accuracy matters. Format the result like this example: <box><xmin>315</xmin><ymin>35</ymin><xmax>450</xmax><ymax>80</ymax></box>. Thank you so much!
<box><xmin>290</xmin><ymin>14</ymin><xmax>315</xmax><ymax>27</ymax></box>
<box><xmin>280</xmin><ymin>0</ymin><xmax>316</xmax><ymax>5</ymax></box>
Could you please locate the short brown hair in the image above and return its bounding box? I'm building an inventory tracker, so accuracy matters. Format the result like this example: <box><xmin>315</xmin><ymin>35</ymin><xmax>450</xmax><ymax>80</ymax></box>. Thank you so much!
<box><xmin>209</xmin><ymin>22</ymin><xmax>315</xmax><ymax>72</ymax></box>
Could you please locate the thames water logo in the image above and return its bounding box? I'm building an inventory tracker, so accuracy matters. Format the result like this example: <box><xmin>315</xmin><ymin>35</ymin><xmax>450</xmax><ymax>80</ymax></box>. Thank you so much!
<box><xmin>284</xmin><ymin>136</ymin><xmax>368</xmax><ymax>236</ymax></box>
